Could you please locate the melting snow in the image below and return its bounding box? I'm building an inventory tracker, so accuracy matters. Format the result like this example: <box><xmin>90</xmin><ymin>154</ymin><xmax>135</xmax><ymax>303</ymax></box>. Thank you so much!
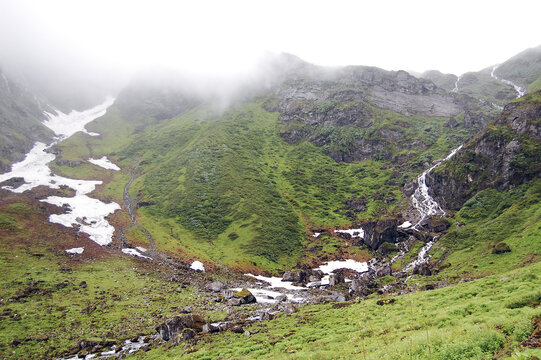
<box><xmin>334</xmin><ymin>228</ymin><xmax>364</xmax><ymax>238</ymax></box>
<box><xmin>244</xmin><ymin>273</ymin><xmax>307</xmax><ymax>291</ymax></box>
<box><xmin>190</xmin><ymin>261</ymin><xmax>205</xmax><ymax>272</ymax></box>
<box><xmin>0</xmin><ymin>98</ymin><xmax>119</xmax><ymax>246</ymax></box>
<box><xmin>316</xmin><ymin>259</ymin><xmax>369</xmax><ymax>274</ymax></box>
<box><xmin>65</xmin><ymin>247</ymin><xmax>84</xmax><ymax>254</ymax></box>
<box><xmin>398</xmin><ymin>221</ymin><xmax>412</xmax><ymax>229</ymax></box>
<box><xmin>231</xmin><ymin>287</ymin><xmax>303</xmax><ymax>304</ymax></box>
<box><xmin>122</xmin><ymin>248</ymin><xmax>152</xmax><ymax>260</ymax></box>
<box><xmin>136</xmin><ymin>246</ymin><xmax>147</xmax><ymax>253</ymax></box>
<box><xmin>42</xmin><ymin>97</ymin><xmax>115</xmax><ymax>139</ymax></box>
<box><xmin>88</xmin><ymin>156</ymin><xmax>120</xmax><ymax>171</ymax></box>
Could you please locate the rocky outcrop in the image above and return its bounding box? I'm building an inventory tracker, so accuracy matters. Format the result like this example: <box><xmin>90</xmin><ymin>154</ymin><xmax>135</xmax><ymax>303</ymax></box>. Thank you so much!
<box><xmin>0</xmin><ymin>70</ymin><xmax>53</xmax><ymax>172</ymax></box>
<box><xmin>273</xmin><ymin>65</ymin><xmax>474</xmax><ymax>163</ymax></box>
<box><xmin>427</xmin><ymin>93</ymin><xmax>541</xmax><ymax>210</ymax></box>
<box><xmin>155</xmin><ymin>314</ymin><xmax>205</xmax><ymax>343</ymax></box>
<box><xmin>362</xmin><ymin>219</ymin><xmax>398</xmax><ymax>250</ymax></box>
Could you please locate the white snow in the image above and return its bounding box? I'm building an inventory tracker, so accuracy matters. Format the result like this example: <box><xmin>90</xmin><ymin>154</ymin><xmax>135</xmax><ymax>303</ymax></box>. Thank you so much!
<box><xmin>0</xmin><ymin>98</ymin><xmax>120</xmax><ymax>246</ymax></box>
<box><xmin>190</xmin><ymin>261</ymin><xmax>205</xmax><ymax>272</ymax></box>
<box><xmin>42</xmin><ymin>97</ymin><xmax>115</xmax><ymax>139</ymax></box>
<box><xmin>45</xmin><ymin>195</ymin><xmax>120</xmax><ymax>245</ymax></box>
<box><xmin>88</xmin><ymin>156</ymin><xmax>120</xmax><ymax>171</ymax></box>
<box><xmin>65</xmin><ymin>247</ymin><xmax>84</xmax><ymax>254</ymax></box>
<box><xmin>136</xmin><ymin>246</ymin><xmax>147</xmax><ymax>253</ymax></box>
<box><xmin>334</xmin><ymin>228</ymin><xmax>364</xmax><ymax>238</ymax></box>
<box><xmin>313</xmin><ymin>232</ymin><xmax>321</xmax><ymax>238</ymax></box>
<box><xmin>244</xmin><ymin>273</ymin><xmax>307</xmax><ymax>291</ymax></box>
<box><xmin>316</xmin><ymin>259</ymin><xmax>369</xmax><ymax>274</ymax></box>
<box><xmin>122</xmin><ymin>248</ymin><xmax>152</xmax><ymax>260</ymax></box>
<box><xmin>398</xmin><ymin>221</ymin><xmax>412</xmax><ymax>229</ymax></box>
<box><xmin>231</xmin><ymin>287</ymin><xmax>303</xmax><ymax>304</ymax></box>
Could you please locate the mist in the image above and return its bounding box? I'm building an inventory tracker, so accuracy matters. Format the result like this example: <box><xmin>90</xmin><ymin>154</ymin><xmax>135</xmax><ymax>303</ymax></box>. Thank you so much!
<box><xmin>1</xmin><ymin>0</ymin><xmax>541</xmax><ymax>111</ymax></box>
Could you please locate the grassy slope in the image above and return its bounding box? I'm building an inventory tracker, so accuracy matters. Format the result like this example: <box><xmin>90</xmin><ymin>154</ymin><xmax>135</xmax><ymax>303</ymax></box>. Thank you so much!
<box><xmin>137</xmin><ymin>262</ymin><xmax>541</xmax><ymax>360</ymax></box>
<box><xmin>52</xmin><ymin>96</ymin><xmax>476</xmax><ymax>272</ymax></box>
<box><xmin>0</xmin><ymin>196</ymin><xmax>224</xmax><ymax>360</ymax></box>
<box><xmin>132</xmin><ymin>181</ymin><xmax>541</xmax><ymax>359</ymax></box>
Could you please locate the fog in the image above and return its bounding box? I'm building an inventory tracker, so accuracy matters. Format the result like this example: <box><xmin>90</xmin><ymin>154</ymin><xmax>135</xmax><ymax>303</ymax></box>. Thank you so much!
<box><xmin>1</xmin><ymin>0</ymin><xmax>540</xmax><ymax>110</ymax></box>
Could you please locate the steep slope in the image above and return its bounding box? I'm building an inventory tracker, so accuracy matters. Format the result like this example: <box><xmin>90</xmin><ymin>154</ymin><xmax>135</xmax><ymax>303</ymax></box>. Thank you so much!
<box><xmin>49</xmin><ymin>59</ymin><xmax>491</xmax><ymax>272</ymax></box>
<box><xmin>429</xmin><ymin>91</ymin><xmax>541</xmax><ymax>210</ymax></box>
<box><xmin>0</xmin><ymin>69</ymin><xmax>53</xmax><ymax>171</ymax></box>
<box><xmin>495</xmin><ymin>45</ymin><xmax>541</xmax><ymax>89</ymax></box>
<box><xmin>448</xmin><ymin>45</ymin><xmax>541</xmax><ymax>106</ymax></box>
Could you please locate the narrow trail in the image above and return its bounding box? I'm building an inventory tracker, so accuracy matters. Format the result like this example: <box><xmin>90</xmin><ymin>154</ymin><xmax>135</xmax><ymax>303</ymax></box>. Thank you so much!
<box><xmin>118</xmin><ymin>158</ymin><xmax>155</xmax><ymax>251</ymax></box>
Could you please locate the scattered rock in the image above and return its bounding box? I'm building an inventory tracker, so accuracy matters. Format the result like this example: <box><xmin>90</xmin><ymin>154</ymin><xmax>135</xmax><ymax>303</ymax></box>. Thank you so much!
<box><xmin>206</xmin><ymin>281</ymin><xmax>226</xmax><ymax>292</ymax></box>
<box><xmin>233</xmin><ymin>289</ymin><xmax>256</xmax><ymax>305</ymax></box>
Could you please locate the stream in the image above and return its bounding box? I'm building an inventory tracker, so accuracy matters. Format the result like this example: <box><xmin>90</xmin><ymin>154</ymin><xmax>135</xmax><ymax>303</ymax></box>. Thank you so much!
<box><xmin>491</xmin><ymin>65</ymin><xmax>526</xmax><ymax>98</ymax></box>
<box><xmin>410</xmin><ymin>145</ymin><xmax>463</xmax><ymax>229</ymax></box>
<box><xmin>117</xmin><ymin>159</ymin><xmax>155</xmax><ymax>258</ymax></box>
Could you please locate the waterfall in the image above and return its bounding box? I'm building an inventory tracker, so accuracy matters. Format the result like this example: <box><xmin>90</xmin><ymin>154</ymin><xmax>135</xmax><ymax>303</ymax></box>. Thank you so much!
<box><xmin>411</xmin><ymin>145</ymin><xmax>463</xmax><ymax>228</ymax></box>
<box><xmin>491</xmin><ymin>65</ymin><xmax>526</xmax><ymax>98</ymax></box>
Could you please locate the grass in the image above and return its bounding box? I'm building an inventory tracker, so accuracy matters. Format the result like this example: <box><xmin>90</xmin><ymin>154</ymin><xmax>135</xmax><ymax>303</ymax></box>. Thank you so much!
<box><xmin>135</xmin><ymin>261</ymin><xmax>541</xmax><ymax>359</ymax></box>
<box><xmin>0</xmin><ymin>196</ymin><xmax>222</xmax><ymax>360</ymax></box>
<box><xmin>51</xmin><ymin>95</ymin><xmax>486</xmax><ymax>272</ymax></box>
<box><xmin>429</xmin><ymin>179</ymin><xmax>541</xmax><ymax>281</ymax></box>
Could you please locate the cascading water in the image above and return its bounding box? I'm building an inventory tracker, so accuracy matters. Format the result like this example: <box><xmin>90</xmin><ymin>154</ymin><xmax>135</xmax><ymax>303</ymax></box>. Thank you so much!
<box><xmin>491</xmin><ymin>65</ymin><xmax>526</xmax><ymax>98</ymax></box>
<box><xmin>452</xmin><ymin>75</ymin><xmax>461</xmax><ymax>93</ymax></box>
<box><xmin>410</xmin><ymin>145</ymin><xmax>463</xmax><ymax>229</ymax></box>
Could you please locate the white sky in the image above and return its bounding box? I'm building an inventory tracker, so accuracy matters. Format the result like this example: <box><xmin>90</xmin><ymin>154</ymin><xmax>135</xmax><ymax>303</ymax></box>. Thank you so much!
<box><xmin>1</xmin><ymin>0</ymin><xmax>540</xmax><ymax>77</ymax></box>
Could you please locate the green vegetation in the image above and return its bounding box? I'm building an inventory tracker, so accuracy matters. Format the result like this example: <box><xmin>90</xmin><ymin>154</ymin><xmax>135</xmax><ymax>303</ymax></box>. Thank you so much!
<box><xmin>431</xmin><ymin>179</ymin><xmax>541</xmax><ymax>280</ymax></box>
<box><xmin>137</xmin><ymin>262</ymin><xmax>541</xmax><ymax>359</ymax></box>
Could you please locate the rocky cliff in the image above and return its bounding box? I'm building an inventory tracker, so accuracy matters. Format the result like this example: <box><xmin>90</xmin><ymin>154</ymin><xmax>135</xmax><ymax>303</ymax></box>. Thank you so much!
<box><xmin>0</xmin><ymin>70</ymin><xmax>53</xmax><ymax>172</ymax></box>
<box><xmin>427</xmin><ymin>91</ymin><xmax>541</xmax><ymax>210</ymax></box>
<box><xmin>270</xmin><ymin>62</ymin><xmax>494</xmax><ymax>163</ymax></box>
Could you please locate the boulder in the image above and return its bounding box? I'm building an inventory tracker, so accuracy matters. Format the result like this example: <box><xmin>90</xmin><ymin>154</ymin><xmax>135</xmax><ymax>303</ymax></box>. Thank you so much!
<box><xmin>206</xmin><ymin>281</ymin><xmax>226</xmax><ymax>292</ymax></box>
<box><xmin>426</xmin><ymin>218</ymin><xmax>450</xmax><ymax>233</ymax></box>
<box><xmin>492</xmin><ymin>242</ymin><xmax>511</xmax><ymax>254</ymax></box>
<box><xmin>363</xmin><ymin>219</ymin><xmax>398</xmax><ymax>250</ymax></box>
<box><xmin>282</xmin><ymin>270</ymin><xmax>308</xmax><ymax>284</ymax></box>
<box><xmin>329</xmin><ymin>272</ymin><xmax>344</xmax><ymax>286</ymax></box>
<box><xmin>233</xmin><ymin>288</ymin><xmax>256</xmax><ymax>305</ymax></box>
<box><xmin>155</xmin><ymin>315</ymin><xmax>205</xmax><ymax>342</ymax></box>
<box><xmin>350</xmin><ymin>276</ymin><xmax>377</xmax><ymax>296</ymax></box>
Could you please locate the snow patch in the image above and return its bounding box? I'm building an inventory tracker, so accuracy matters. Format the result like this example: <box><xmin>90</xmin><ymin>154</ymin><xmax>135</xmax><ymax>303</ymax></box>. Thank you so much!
<box><xmin>122</xmin><ymin>248</ymin><xmax>152</xmax><ymax>260</ymax></box>
<box><xmin>0</xmin><ymin>99</ymin><xmax>119</xmax><ymax>246</ymax></box>
<box><xmin>334</xmin><ymin>228</ymin><xmax>364</xmax><ymax>238</ymax></box>
<box><xmin>316</xmin><ymin>259</ymin><xmax>369</xmax><ymax>274</ymax></box>
<box><xmin>231</xmin><ymin>288</ymin><xmax>303</xmax><ymax>304</ymax></box>
<box><xmin>244</xmin><ymin>273</ymin><xmax>307</xmax><ymax>291</ymax></box>
<box><xmin>65</xmin><ymin>247</ymin><xmax>84</xmax><ymax>254</ymax></box>
<box><xmin>88</xmin><ymin>156</ymin><xmax>120</xmax><ymax>171</ymax></box>
<box><xmin>136</xmin><ymin>246</ymin><xmax>147</xmax><ymax>253</ymax></box>
<box><xmin>398</xmin><ymin>221</ymin><xmax>412</xmax><ymax>229</ymax></box>
<box><xmin>190</xmin><ymin>261</ymin><xmax>205</xmax><ymax>272</ymax></box>
<box><xmin>42</xmin><ymin>97</ymin><xmax>114</xmax><ymax>139</ymax></box>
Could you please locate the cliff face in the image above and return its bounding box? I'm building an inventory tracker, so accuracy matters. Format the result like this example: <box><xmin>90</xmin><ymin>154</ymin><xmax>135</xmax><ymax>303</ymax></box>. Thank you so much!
<box><xmin>271</xmin><ymin>64</ymin><xmax>494</xmax><ymax>163</ymax></box>
<box><xmin>0</xmin><ymin>70</ymin><xmax>53</xmax><ymax>172</ymax></box>
<box><xmin>427</xmin><ymin>92</ymin><xmax>541</xmax><ymax>210</ymax></box>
